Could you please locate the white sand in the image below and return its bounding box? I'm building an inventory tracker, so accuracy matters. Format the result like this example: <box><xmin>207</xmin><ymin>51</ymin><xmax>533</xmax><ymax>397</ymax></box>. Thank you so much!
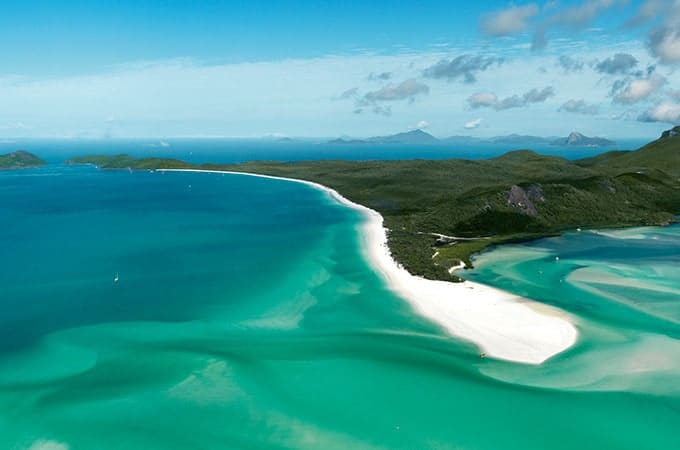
<box><xmin>448</xmin><ymin>261</ymin><xmax>466</xmax><ymax>274</ymax></box>
<box><xmin>162</xmin><ymin>169</ymin><xmax>578</xmax><ymax>364</ymax></box>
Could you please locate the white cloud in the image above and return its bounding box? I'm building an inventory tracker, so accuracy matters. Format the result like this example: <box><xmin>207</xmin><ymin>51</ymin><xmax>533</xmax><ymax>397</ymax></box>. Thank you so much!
<box><xmin>0</xmin><ymin>45</ymin><xmax>672</xmax><ymax>139</ymax></box>
<box><xmin>363</xmin><ymin>78</ymin><xmax>430</xmax><ymax>102</ymax></box>
<box><xmin>469</xmin><ymin>86</ymin><xmax>555</xmax><ymax>111</ymax></box>
<box><xmin>647</xmin><ymin>0</ymin><xmax>680</xmax><ymax>63</ymax></box>
<box><xmin>613</xmin><ymin>74</ymin><xmax>667</xmax><ymax>104</ymax></box>
<box><xmin>481</xmin><ymin>4</ymin><xmax>539</xmax><ymax>36</ymax></box>
<box><xmin>464</xmin><ymin>118</ymin><xmax>483</xmax><ymax>129</ymax></box>
<box><xmin>638</xmin><ymin>101</ymin><xmax>680</xmax><ymax>122</ymax></box>
<box><xmin>649</xmin><ymin>28</ymin><xmax>680</xmax><ymax>63</ymax></box>
<box><xmin>415</xmin><ymin>120</ymin><xmax>430</xmax><ymax>129</ymax></box>
<box><xmin>467</xmin><ymin>92</ymin><xmax>499</xmax><ymax>108</ymax></box>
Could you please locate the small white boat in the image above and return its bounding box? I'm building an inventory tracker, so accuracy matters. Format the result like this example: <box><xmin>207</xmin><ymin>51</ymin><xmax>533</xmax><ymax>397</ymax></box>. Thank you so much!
<box><xmin>114</xmin><ymin>272</ymin><xmax>119</xmax><ymax>283</ymax></box>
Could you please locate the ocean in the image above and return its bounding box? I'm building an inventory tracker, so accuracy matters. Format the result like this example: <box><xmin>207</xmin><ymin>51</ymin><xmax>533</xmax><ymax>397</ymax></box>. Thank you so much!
<box><xmin>0</xmin><ymin>146</ymin><xmax>678</xmax><ymax>449</ymax></box>
<box><xmin>0</xmin><ymin>137</ymin><xmax>649</xmax><ymax>164</ymax></box>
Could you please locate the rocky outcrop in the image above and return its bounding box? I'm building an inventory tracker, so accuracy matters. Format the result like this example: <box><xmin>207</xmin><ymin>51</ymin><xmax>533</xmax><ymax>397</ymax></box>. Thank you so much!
<box><xmin>505</xmin><ymin>184</ymin><xmax>544</xmax><ymax>216</ymax></box>
<box><xmin>551</xmin><ymin>132</ymin><xmax>615</xmax><ymax>147</ymax></box>
<box><xmin>660</xmin><ymin>126</ymin><xmax>680</xmax><ymax>139</ymax></box>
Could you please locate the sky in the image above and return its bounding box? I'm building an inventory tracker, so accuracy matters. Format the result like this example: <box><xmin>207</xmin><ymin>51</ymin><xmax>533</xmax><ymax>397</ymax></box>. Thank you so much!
<box><xmin>1</xmin><ymin>0</ymin><xmax>679</xmax><ymax>139</ymax></box>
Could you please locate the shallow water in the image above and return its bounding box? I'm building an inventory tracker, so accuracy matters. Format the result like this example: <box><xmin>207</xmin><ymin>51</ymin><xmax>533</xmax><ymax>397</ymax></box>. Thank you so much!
<box><xmin>1</xmin><ymin>166</ymin><xmax>678</xmax><ymax>449</ymax></box>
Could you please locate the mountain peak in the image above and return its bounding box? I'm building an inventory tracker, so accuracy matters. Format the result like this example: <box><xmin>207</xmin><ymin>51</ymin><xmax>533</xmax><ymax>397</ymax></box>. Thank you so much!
<box><xmin>566</xmin><ymin>132</ymin><xmax>585</xmax><ymax>144</ymax></box>
<box><xmin>553</xmin><ymin>132</ymin><xmax>614</xmax><ymax>147</ymax></box>
<box><xmin>367</xmin><ymin>129</ymin><xmax>438</xmax><ymax>144</ymax></box>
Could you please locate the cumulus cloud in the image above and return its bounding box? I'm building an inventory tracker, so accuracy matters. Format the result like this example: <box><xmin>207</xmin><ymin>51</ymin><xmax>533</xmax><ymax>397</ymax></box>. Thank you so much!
<box><xmin>414</xmin><ymin>120</ymin><xmax>430</xmax><ymax>129</ymax></box>
<box><xmin>467</xmin><ymin>92</ymin><xmax>499</xmax><ymax>109</ymax></box>
<box><xmin>595</xmin><ymin>53</ymin><xmax>639</xmax><ymax>75</ymax></box>
<box><xmin>353</xmin><ymin>78</ymin><xmax>430</xmax><ymax>115</ymax></box>
<box><xmin>363</xmin><ymin>78</ymin><xmax>430</xmax><ymax>102</ymax></box>
<box><xmin>644</xmin><ymin>0</ymin><xmax>680</xmax><ymax>63</ymax></box>
<box><xmin>423</xmin><ymin>54</ymin><xmax>504</xmax><ymax>83</ymax></box>
<box><xmin>480</xmin><ymin>4</ymin><xmax>539</xmax><ymax>36</ymax></box>
<box><xmin>559</xmin><ymin>99</ymin><xmax>600</xmax><ymax>115</ymax></box>
<box><xmin>613</xmin><ymin>74</ymin><xmax>667</xmax><ymax>103</ymax></box>
<box><xmin>649</xmin><ymin>29</ymin><xmax>680</xmax><ymax>64</ymax></box>
<box><xmin>464</xmin><ymin>118</ymin><xmax>483</xmax><ymax>129</ymax></box>
<box><xmin>638</xmin><ymin>101</ymin><xmax>680</xmax><ymax>122</ymax></box>
<box><xmin>558</xmin><ymin>55</ymin><xmax>585</xmax><ymax>73</ymax></box>
<box><xmin>495</xmin><ymin>95</ymin><xmax>528</xmax><ymax>110</ymax></box>
<box><xmin>468</xmin><ymin>86</ymin><xmax>555</xmax><ymax>111</ymax></box>
<box><xmin>522</xmin><ymin>86</ymin><xmax>556</xmax><ymax>103</ymax></box>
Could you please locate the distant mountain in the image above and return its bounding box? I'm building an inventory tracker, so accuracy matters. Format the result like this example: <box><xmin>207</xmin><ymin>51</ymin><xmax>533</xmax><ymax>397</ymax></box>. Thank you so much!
<box><xmin>367</xmin><ymin>129</ymin><xmax>439</xmax><ymax>144</ymax></box>
<box><xmin>329</xmin><ymin>129</ymin><xmax>439</xmax><ymax>145</ymax></box>
<box><xmin>551</xmin><ymin>132</ymin><xmax>615</xmax><ymax>147</ymax></box>
<box><xmin>0</xmin><ymin>150</ymin><xmax>46</xmax><ymax>169</ymax></box>
<box><xmin>329</xmin><ymin>129</ymin><xmax>617</xmax><ymax>147</ymax></box>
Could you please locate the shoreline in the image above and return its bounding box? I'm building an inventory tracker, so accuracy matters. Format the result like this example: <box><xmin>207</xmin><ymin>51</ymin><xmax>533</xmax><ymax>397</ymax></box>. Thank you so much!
<box><xmin>161</xmin><ymin>168</ymin><xmax>578</xmax><ymax>365</ymax></box>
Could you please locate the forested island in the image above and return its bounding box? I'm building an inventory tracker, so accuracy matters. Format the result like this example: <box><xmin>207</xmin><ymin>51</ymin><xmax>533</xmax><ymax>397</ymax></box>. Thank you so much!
<box><xmin>68</xmin><ymin>126</ymin><xmax>680</xmax><ymax>282</ymax></box>
<box><xmin>0</xmin><ymin>151</ymin><xmax>45</xmax><ymax>169</ymax></box>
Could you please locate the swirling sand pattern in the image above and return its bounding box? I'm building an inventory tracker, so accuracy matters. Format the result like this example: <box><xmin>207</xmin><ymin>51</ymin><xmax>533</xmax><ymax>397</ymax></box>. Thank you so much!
<box><xmin>0</xmin><ymin>166</ymin><xmax>678</xmax><ymax>449</ymax></box>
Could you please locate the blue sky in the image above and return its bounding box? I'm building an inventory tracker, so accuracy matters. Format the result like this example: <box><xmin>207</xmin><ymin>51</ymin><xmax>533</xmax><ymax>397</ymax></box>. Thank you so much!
<box><xmin>0</xmin><ymin>0</ymin><xmax>679</xmax><ymax>139</ymax></box>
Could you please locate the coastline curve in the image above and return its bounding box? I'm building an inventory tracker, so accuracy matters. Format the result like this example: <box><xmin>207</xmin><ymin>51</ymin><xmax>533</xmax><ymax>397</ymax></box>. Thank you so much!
<box><xmin>161</xmin><ymin>168</ymin><xmax>578</xmax><ymax>365</ymax></box>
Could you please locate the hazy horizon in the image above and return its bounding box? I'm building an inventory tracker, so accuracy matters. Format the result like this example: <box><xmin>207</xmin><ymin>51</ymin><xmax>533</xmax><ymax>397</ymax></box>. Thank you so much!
<box><xmin>1</xmin><ymin>1</ymin><xmax>680</xmax><ymax>139</ymax></box>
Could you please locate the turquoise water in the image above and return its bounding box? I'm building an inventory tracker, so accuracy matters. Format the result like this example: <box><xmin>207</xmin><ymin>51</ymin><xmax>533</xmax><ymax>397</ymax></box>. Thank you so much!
<box><xmin>1</xmin><ymin>166</ymin><xmax>679</xmax><ymax>449</ymax></box>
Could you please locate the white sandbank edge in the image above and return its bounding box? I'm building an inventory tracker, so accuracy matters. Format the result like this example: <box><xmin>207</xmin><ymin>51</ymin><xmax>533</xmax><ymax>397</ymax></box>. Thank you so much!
<box><xmin>161</xmin><ymin>168</ymin><xmax>578</xmax><ymax>364</ymax></box>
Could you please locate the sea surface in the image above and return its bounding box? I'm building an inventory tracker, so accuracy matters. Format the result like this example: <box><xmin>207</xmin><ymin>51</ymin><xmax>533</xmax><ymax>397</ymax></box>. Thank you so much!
<box><xmin>1</xmin><ymin>164</ymin><xmax>679</xmax><ymax>449</ymax></box>
<box><xmin>0</xmin><ymin>137</ymin><xmax>649</xmax><ymax>164</ymax></box>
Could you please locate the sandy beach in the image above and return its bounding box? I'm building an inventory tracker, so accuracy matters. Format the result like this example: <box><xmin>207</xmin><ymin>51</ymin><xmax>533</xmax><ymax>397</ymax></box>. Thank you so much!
<box><xmin>163</xmin><ymin>168</ymin><xmax>578</xmax><ymax>364</ymax></box>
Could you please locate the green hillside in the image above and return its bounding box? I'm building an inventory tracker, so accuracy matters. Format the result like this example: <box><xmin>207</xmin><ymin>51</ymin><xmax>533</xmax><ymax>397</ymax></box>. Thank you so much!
<box><xmin>577</xmin><ymin>126</ymin><xmax>680</xmax><ymax>177</ymax></box>
<box><xmin>68</xmin><ymin>127</ymin><xmax>680</xmax><ymax>282</ymax></box>
<box><xmin>67</xmin><ymin>154</ymin><xmax>193</xmax><ymax>170</ymax></box>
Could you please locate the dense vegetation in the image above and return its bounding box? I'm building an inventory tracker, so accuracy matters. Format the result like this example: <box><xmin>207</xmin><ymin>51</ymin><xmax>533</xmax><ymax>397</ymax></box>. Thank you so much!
<box><xmin>68</xmin><ymin>154</ymin><xmax>193</xmax><ymax>170</ymax></box>
<box><xmin>0</xmin><ymin>151</ymin><xmax>45</xmax><ymax>169</ymax></box>
<box><xmin>67</xmin><ymin>127</ymin><xmax>680</xmax><ymax>282</ymax></box>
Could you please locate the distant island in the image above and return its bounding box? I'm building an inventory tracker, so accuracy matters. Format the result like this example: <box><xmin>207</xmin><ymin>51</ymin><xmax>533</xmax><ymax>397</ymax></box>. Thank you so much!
<box><xmin>330</xmin><ymin>129</ymin><xmax>439</xmax><ymax>145</ymax></box>
<box><xmin>550</xmin><ymin>132</ymin><xmax>615</xmax><ymax>147</ymax></box>
<box><xmin>329</xmin><ymin>129</ymin><xmax>616</xmax><ymax>147</ymax></box>
<box><xmin>68</xmin><ymin>126</ymin><xmax>679</xmax><ymax>282</ymax></box>
<box><xmin>0</xmin><ymin>151</ymin><xmax>45</xmax><ymax>169</ymax></box>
